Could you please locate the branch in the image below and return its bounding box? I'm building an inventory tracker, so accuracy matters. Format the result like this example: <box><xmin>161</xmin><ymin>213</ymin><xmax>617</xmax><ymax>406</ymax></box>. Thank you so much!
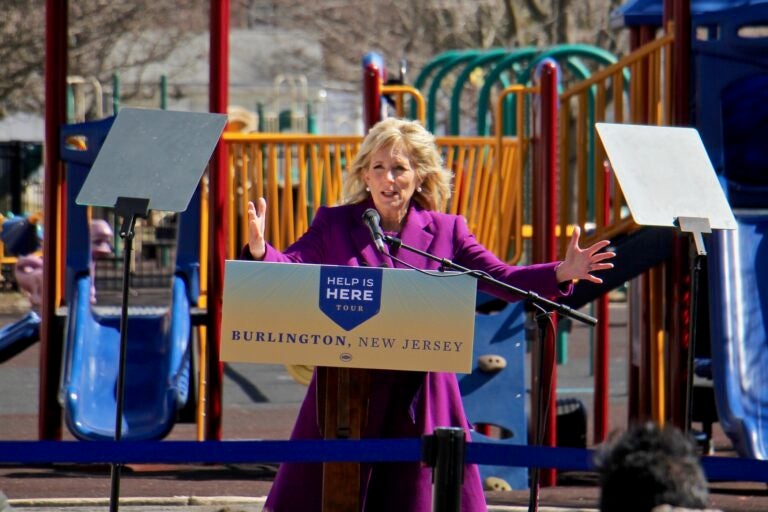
<box><xmin>523</xmin><ymin>0</ymin><xmax>548</xmax><ymax>22</ymax></box>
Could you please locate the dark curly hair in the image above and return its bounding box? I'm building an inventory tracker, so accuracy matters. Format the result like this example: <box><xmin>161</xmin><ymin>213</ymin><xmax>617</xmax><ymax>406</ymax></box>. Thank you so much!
<box><xmin>594</xmin><ymin>422</ymin><xmax>709</xmax><ymax>512</ymax></box>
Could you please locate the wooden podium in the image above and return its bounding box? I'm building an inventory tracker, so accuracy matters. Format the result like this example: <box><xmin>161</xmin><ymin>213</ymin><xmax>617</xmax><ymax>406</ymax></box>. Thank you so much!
<box><xmin>317</xmin><ymin>367</ymin><xmax>369</xmax><ymax>510</ymax></box>
<box><xmin>220</xmin><ymin>261</ymin><xmax>478</xmax><ymax>511</ymax></box>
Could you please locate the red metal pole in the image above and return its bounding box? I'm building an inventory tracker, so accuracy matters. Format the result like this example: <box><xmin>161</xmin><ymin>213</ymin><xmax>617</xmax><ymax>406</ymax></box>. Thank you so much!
<box><xmin>671</xmin><ymin>0</ymin><xmax>691</xmax><ymax>126</ymax></box>
<box><xmin>206</xmin><ymin>0</ymin><xmax>229</xmax><ymax>441</ymax></box>
<box><xmin>661</xmin><ymin>0</ymin><xmax>694</xmax><ymax>431</ymax></box>
<box><xmin>362</xmin><ymin>53</ymin><xmax>385</xmax><ymax>132</ymax></box>
<box><xmin>594</xmin><ymin>162</ymin><xmax>611</xmax><ymax>443</ymax></box>
<box><xmin>669</xmin><ymin>232</ymin><xmax>690</xmax><ymax>429</ymax></box>
<box><xmin>39</xmin><ymin>0</ymin><xmax>68</xmax><ymax>440</ymax></box>
<box><xmin>532</xmin><ymin>59</ymin><xmax>559</xmax><ymax>487</ymax></box>
<box><xmin>532</xmin><ymin>60</ymin><xmax>559</xmax><ymax>262</ymax></box>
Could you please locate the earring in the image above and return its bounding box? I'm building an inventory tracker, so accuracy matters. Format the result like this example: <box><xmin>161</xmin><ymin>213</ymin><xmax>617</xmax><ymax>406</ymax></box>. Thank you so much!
<box><xmin>417</xmin><ymin>186</ymin><xmax>423</xmax><ymax>193</ymax></box>
<box><xmin>365</xmin><ymin>186</ymin><xmax>370</xmax><ymax>192</ymax></box>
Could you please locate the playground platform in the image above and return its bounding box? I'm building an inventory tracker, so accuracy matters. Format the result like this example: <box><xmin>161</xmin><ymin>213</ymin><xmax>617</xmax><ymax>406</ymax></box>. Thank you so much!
<box><xmin>0</xmin><ymin>291</ymin><xmax>766</xmax><ymax>512</ymax></box>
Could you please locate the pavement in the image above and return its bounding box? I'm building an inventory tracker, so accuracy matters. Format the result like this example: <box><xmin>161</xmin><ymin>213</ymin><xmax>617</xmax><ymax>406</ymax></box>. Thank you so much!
<box><xmin>0</xmin><ymin>289</ymin><xmax>766</xmax><ymax>512</ymax></box>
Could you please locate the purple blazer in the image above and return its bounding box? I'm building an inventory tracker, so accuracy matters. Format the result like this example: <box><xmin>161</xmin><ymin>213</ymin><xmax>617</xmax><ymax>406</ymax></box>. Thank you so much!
<box><xmin>258</xmin><ymin>199</ymin><xmax>568</xmax><ymax>301</ymax></box>
<box><xmin>246</xmin><ymin>199</ymin><xmax>570</xmax><ymax>512</ymax></box>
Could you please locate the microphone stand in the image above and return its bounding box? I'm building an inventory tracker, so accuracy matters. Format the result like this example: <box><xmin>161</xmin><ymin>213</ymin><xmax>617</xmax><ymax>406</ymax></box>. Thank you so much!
<box><xmin>383</xmin><ymin>234</ymin><xmax>596</xmax><ymax>512</ymax></box>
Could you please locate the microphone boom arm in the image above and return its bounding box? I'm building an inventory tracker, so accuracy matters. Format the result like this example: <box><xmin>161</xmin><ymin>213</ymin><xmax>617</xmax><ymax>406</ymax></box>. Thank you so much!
<box><xmin>384</xmin><ymin>234</ymin><xmax>596</xmax><ymax>326</ymax></box>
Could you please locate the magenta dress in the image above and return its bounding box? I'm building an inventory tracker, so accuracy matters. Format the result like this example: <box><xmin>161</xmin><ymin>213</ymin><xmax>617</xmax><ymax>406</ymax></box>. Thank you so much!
<box><xmin>243</xmin><ymin>200</ymin><xmax>570</xmax><ymax>512</ymax></box>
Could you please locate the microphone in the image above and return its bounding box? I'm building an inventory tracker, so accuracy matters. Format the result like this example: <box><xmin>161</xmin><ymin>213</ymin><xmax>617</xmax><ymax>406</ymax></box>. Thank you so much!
<box><xmin>362</xmin><ymin>208</ymin><xmax>387</xmax><ymax>253</ymax></box>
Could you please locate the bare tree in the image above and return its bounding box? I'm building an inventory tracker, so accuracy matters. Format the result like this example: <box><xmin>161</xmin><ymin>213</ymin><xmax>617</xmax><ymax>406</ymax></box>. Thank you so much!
<box><xmin>0</xmin><ymin>0</ymin><xmax>626</xmax><ymax>120</ymax></box>
<box><xmin>242</xmin><ymin>0</ymin><xmax>625</xmax><ymax>134</ymax></box>
<box><xmin>0</xmin><ymin>1</ymin><xmax>207</xmax><ymax>117</ymax></box>
<box><xmin>255</xmin><ymin>0</ymin><xmax>626</xmax><ymax>85</ymax></box>
<box><xmin>0</xmin><ymin>1</ymin><xmax>45</xmax><ymax>116</ymax></box>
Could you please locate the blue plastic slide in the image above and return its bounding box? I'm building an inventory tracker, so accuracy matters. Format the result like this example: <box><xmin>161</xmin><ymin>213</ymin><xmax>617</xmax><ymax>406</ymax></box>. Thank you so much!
<box><xmin>708</xmin><ymin>212</ymin><xmax>768</xmax><ymax>459</ymax></box>
<box><xmin>60</xmin><ymin>275</ymin><xmax>191</xmax><ymax>441</ymax></box>
<box><xmin>0</xmin><ymin>311</ymin><xmax>40</xmax><ymax>362</ymax></box>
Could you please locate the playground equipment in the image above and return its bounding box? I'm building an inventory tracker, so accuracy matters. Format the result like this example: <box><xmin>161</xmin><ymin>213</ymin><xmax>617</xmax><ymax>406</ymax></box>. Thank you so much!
<box><xmin>0</xmin><ymin>215</ymin><xmax>42</xmax><ymax>362</ymax></box>
<box><xmin>67</xmin><ymin>76</ymin><xmax>104</xmax><ymax>123</ymax></box>
<box><xmin>460</xmin><ymin>297</ymin><xmax>528</xmax><ymax>490</ymax></box>
<box><xmin>594</xmin><ymin>0</ymin><xmax>768</xmax><ymax>460</ymax></box>
<box><xmin>708</xmin><ymin>214</ymin><xmax>768</xmax><ymax>459</ymax></box>
<box><xmin>0</xmin><ymin>141</ymin><xmax>43</xmax><ymax>216</ymax></box>
<box><xmin>410</xmin><ymin>44</ymin><xmax>620</xmax><ymax>136</ymax></box>
<box><xmin>42</xmin><ymin>17</ymin><xmax>700</xmax><ymax>480</ymax></box>
<box><xmin>689</xmin><ymin>2</ymin><xmax>768</xmax><ymax>459</ymax></box>
<box><xmin>548</xmin><ymin>31</ymin><xmax>678</xmax><ymax>447</ymax></box>
<box><xmin>110</xmin><ymin>73</ymin><xmax>173</xmax><ymax>116</ymax></box>
<box><xmin>261</xmin><ymin>74</ymin><xmax>311</xmax><ymax>133</ymax></box>
<box><xmin>227</xmin><ymin>106</ymin><xmax>258</xmax><ymax>133</ymax></box>
<box><xmin>57</xmin><ymin>117</ymin><xmax>198</xmax><ymax>441</ymax></box>
<box><xmin>0</xmin><ymin>213</ymin><xmax>118</xmax><ymax>363</ymax></box>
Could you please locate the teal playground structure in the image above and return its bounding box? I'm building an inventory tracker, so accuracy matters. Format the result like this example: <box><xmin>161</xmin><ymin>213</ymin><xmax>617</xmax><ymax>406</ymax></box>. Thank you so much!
<box><xmin>409</xmin><ymin>44</ymin><xmax>621</xmax><ymax>135</ymax></box>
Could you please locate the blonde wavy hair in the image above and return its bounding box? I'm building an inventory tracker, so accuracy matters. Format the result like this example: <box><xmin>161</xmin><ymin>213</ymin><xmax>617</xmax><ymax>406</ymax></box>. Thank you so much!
<box><xmin>343</xmin><ymin>118</ymin><xmax>452</xmax><ymax>211</ymax></box>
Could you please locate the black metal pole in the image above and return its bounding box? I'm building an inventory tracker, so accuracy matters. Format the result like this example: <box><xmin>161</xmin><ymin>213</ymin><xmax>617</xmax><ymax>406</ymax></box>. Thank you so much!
<box><xmin>109</xmin><ymin>197</ymin><xmax>148</xmax><ymax>512</ymax></box>
<box><xmin>684</xmin><ymin>253</ymin><xmax>705</xmax><ymax>434</ymax></box>
<box><xmin>108</xmin><ymin>217</ymin><xmax>135</xmax><ymax>512</ymax></box>
<box><xmin>528</xmin><ymin>307</ymin><xmax>554</xmax><ymax>512</ymax></box>
<box><xmin>427</xmin><ymin>427</ymin><xmax>465</xmax><ymax>512</ymax></box>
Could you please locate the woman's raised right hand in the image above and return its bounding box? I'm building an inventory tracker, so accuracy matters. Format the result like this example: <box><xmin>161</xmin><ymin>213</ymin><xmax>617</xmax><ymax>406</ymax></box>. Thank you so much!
<box><xmin>247</xmin><ymin>198</ymin><xmax>267</xmax><ymax>260</ymax></box>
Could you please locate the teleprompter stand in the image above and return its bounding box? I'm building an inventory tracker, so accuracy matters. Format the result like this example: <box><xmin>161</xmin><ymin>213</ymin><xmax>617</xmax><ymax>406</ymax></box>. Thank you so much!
<box><xmin>382</xmin><ymin>233</ymin><xmax>597</xmax><ymax>512</ymax></box>
<box><xmin>595</xmin><ymin>123</ymin><xmax>736</xmax><ymax>435</ymax></box>
<box><xmin>109</xmin><ymin>196</ymin><xmax>149</xmax><ymax>509</ymax></box>
<box><xmin>674</xmin><ymin>216</ymin><xmax>711</xmax><ymax>432</ymax></box>
<box><xmin>75</xmin><ymin>108</ymin><xmax>226</xmax><ymax>512</ymax></box>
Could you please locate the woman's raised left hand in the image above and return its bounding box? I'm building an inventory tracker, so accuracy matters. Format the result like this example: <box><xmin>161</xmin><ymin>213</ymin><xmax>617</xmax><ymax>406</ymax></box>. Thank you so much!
<box><xmin>555</xmin><ymin>226</ymin><xmax>615</xmax><ymax>284</ymax></box>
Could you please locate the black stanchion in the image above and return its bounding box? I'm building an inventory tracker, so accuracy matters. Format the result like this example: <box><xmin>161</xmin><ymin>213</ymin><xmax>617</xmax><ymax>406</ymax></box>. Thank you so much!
<box><xmin>423</xmin><ymin>427</ymin><xmax>466</xmax><ymax>512</ymax></box>
<box><xmin>528</xmin><ymin>306</ymin><xmax>555</xmax><ymax>512</ymax></box>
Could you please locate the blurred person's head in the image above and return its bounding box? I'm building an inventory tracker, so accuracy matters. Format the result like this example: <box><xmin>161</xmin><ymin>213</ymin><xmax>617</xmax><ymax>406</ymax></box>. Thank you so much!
<box><xmin>595</xmin><ymin>422</ymin><xmax>709</xmax><ymax>512</ymax></box>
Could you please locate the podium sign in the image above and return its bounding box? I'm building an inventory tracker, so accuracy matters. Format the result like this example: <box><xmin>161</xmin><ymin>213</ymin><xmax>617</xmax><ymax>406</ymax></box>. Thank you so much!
<box><xmin>221</xmin><ymin>261</ymin><xmax>477</xmax><ymax>373</ymax></box>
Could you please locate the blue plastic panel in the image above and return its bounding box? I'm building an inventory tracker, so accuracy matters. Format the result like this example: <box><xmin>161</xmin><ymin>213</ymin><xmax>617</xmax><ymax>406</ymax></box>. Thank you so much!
<box><xmin>61</xmin><ymin>275</ymin><xmax>191</xmax><ymax>441</ymax></box>
<box><xmin>460</xmin><ymin>299</ymin><xmax>528</xmax><ymax>489</ymax></box>
<box><xmin>708</xmin><ymin>213</ymin><xmax>768</xmax><ymax>459</ymax></box>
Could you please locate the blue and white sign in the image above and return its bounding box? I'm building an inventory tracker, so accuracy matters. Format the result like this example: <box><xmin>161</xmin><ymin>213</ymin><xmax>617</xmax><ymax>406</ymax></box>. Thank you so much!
<box><xmin>221</xmin><ymin>261</ymin><xmax>478</xmax><ymax>373</ymax></box>
<box><xmin>319</xmin><ymin>266</ymin><xmax>383</xmax><ymax>330</ymax></box>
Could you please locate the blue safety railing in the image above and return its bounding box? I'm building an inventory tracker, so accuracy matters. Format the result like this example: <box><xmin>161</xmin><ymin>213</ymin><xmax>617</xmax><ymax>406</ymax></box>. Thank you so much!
<box><xmin>0</xmin><ymin>435</ymin><xmax>765</xmax><ymax>483</ymax></box>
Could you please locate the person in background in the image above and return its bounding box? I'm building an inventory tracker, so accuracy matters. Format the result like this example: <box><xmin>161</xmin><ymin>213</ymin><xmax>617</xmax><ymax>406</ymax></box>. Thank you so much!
<box><xmin>595</xmin><ymin>422</ymin><xmax>717</xmax><ymax>512</ymax></box>
<box><xmin>243</xmin><ymin>117</ymin><xmax>615</xmax><ymax>511</ymax></box>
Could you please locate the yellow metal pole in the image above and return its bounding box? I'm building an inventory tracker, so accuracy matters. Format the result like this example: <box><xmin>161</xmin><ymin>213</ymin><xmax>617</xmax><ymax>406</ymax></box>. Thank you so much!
<box><xmin>650</xmin><ymin>266</ymin><xmax>666</xmax><ymax>424</ymax></box>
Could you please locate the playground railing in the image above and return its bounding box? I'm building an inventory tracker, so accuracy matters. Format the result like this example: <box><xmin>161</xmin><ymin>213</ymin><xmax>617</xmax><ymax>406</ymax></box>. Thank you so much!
<box><xmin>222</xmin><ymin>130</ymin><xmax>526</xmax><ymax>264</ymax></box>
<box><xmin>557</xmin><ymin>33</ymin><xmax>674</xmax><ymax>257</ymax></box>
<box><xmin>223</xmin><ymin>133</ymin><xmax>361</xmax><ymax>258</ymax></box>
<box><xmin>381</xmin><ymin>84</ymin><xmax>426</xmax><ymax>123</ymax></box>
